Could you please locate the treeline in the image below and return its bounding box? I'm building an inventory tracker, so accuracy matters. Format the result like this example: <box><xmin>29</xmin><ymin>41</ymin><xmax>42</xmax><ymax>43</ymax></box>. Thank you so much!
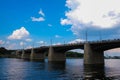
<box><xmin>105</xmin><ymin>56</ymin><xmax>120</xmax><ymax>59</ymax></box>
<box><xmin>65</xmin><ymin>51</ymin><xmax>83</xmax><ymax>58</ymax></box>
<box><xmin>0</xmin><ymin>47</ymin><xmax>16</xmax><ymax>58</ymax></box>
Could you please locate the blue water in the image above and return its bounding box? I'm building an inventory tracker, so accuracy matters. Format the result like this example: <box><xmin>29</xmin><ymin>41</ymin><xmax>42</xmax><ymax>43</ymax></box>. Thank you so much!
<box><xmin>0</xmin><ymin>58</ymin><xmax>120</xmax><ymax>80</ymax></box>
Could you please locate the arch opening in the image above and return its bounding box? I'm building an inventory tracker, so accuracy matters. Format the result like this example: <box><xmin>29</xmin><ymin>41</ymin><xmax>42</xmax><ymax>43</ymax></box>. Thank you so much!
<box><xmin>65</xmin><ymin>49</ymin><xmax>84</xmax><ymax>58</ymax></box>
<box><xmin>104</xmin><ymin>48</ymin><xmax>120</xmax><ymax>59</ymax></box>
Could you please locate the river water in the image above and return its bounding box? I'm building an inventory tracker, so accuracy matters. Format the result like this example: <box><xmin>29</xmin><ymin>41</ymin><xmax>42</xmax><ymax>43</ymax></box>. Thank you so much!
<box><xmin>0</xmin><ymin>58</ymin><xmax>120</xmax><ymax>80</ymax></box>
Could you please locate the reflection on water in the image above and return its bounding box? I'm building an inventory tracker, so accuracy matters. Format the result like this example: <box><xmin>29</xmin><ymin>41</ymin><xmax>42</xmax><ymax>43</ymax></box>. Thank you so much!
<box><xmin>48</xmin><ymin>61</ymin><xmax>65</xmax><ymax>71</ymax></box>
<box><xmin>84</xmin><ymin>64</ymin><xmax>105</xmax><ymax>79</ymax></box>
<box><xmin>0</xmin><ymin>58</ymin><xmax>120</xmax><ymax>80</ymax></box>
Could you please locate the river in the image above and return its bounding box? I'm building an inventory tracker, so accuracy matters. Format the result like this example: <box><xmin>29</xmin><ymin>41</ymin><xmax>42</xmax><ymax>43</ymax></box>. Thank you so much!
<box><xmin>0</xmin><ymin>58</ymin><xmax>120</xmax><ymax>80</ymax></box>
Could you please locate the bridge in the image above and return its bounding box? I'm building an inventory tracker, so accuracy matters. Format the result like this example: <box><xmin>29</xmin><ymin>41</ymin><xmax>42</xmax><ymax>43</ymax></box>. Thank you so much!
<box><xmin>16</xmin><ymin>39</ymin><xmax>120</xmax><ymax>65</ymax></box>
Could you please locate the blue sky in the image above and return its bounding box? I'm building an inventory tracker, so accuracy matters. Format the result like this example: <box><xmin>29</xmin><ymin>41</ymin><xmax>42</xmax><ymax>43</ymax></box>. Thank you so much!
<box><xmin>0</xmin><ymin>0</ymin><xmax>120</xmax><ymax>56</ymax></box>
<box><xmin>0</xmin><ymin>0</ymin><xmax>72</xmax><ymax>45</ymax></box>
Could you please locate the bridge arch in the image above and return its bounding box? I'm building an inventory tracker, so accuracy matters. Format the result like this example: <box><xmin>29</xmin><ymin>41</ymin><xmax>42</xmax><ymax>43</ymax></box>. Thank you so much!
<box><xmin>65</xmin><ymin>49</ymin><xmax>84</xmax><ymax>58</ymax></box>
<box><xmin>48</xmin><ymin>45</ymin><xmax>84</xmax><ymax>62</ymax></box>
<box><xmin>104</xmin><ymin>48</ymin><xmax>120</xmax><ymax>57</ymax></box>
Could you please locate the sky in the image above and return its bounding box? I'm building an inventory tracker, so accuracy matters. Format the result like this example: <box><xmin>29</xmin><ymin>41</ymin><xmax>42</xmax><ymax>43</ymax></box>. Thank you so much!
<box><xmin>0</xmin><ymin>0</ymin><xmax>120</xmax><ymax>56</ymax></box>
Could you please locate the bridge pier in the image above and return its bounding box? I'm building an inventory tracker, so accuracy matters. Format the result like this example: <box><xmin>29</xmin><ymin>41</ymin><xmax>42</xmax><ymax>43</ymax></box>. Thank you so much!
<box><xmin>15</xmin><ymin>50</ymin><xmax>21</xmax><ymax>58</ymax></box>
<box><xmin>48</xmin><ymin>46</ymin><xmax>66</xmax><ymax>62</ymax></box>
<box><xmin>84</xmin><ymin>43</ymin><xmax>104</xmax><ymax>65</ymax></box>
<box><xmin>30</xmin><ymin>48</ymin><xmax>45</xmax><ymax>61</ymax></box>
<box><xmin>21</xmin><ymin>50</ymin><xmax>30</xmax><ymax>60</ymax></box>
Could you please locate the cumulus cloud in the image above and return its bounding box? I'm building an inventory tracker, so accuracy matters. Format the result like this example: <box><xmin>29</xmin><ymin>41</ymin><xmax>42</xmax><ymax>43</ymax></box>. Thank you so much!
<box><xmin>53</xmin><ymin>42</ymin><xmax>61</xmax><ymax>45</ymax></box>
<box><xmin>39</xmin><ymin>9</ymin><xmax>45</xmax><ymax>17</ymax></box>
<box><xmin>6</xmin><ymin>43</ymin><xmax>16</xmax><ymax>49</ymax></box>
<box><xmin>61</xmin><ymin>18</ymin><xmax>71</xmax><ymax>25</ymax></box>
<box><xmin>68</xmin><ymin>39</ymin><xmax>85</xmax><ymax>44</ymax></box>
<box><xmin>25</xmin><ymin>38</ymin><xmax>32</xmax><ymax>42</ymax></box>
<box><xmin>105</xmin><ymin>48</ymin><xmax>120</xmax><ymax>56</ymax></box>
<box><xmin>31</xmin><ymin>17</ymin><xmax>45</xmax><ymax>22</ymax></box>
<box><xmin>61</xmin><ymin>0</ymin><xmax>120</xmax><ymax>35</ymax></box>
<box><xmin>6</xmin><ymin>41</ymin><xmax>10</xmax><ymax>44</ymax></box>
<box><xmin>0</xmin><ymin>40</ymin><xmax>5</xmax><ymax>45</ymax></box>
<box><xmin>69</xmin><ymin>49</ymin><xmax>84</xmax><ymax>53</ymax></box>
<box><xmin>105</xmin><ymin>48</ymin><xmax>120</xmax><ymax>53</ymax></box>
<box><xmin>48</xmin><ymin>24</ymin><xmax>52</xmax><ymax>27</ymax></box>
<box><xmin>37</xmin><ymin>41</ymin><xmax>46</xmax><ymax>46</ymax></box>
<box><xmin>26</xmin><ymin>46</ymin><xmax>32</xmax><ymax>49</ymax></box>
<box><xmin>8</xmin><ymin>27</ymin><xmax>29</xmax><ymax>40</ymax></box>
<box><xmin>31</xmin><ymin>9</ymin><xmax>45</xmax><ymax>22</ymax></box>
<box><xmin>20</xmin><ymin>41</ymin><xmax>25</xmax><ymax>46</ymax></box>
<box><xmin>55</xmin><ymin>35</ymin><xmax>61</xmax><ymax>38</ymax></box>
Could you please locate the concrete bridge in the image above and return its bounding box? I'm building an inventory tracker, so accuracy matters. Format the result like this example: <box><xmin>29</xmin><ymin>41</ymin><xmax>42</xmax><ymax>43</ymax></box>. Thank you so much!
<box><xmin>16</xmin><ymin>39</ymin><xmax>120</xmax><ymax>65</ymax></box>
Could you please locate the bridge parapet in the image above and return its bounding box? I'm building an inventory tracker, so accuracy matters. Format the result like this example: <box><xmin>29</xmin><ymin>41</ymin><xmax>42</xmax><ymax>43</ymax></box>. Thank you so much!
<box><xmin>88</xmin><ymin>39</ymin><xmax>120</xmax><ymax>51</ymax></box>
<box><xmin>89</xmin><ymin>38</ymin><xmax>120</xmax><ymax>44</ymax></box>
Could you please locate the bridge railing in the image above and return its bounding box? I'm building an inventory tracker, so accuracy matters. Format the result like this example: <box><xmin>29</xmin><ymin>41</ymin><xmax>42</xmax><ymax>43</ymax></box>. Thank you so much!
<box><xmin>51</xmin><ymin>38</ymin><xmax>120</xmax><ymax>47</ymax></box>
<box><xmin>14</xmin><ymin>38</ymin><xmax>120</xmax><ymax>51</ymax></box>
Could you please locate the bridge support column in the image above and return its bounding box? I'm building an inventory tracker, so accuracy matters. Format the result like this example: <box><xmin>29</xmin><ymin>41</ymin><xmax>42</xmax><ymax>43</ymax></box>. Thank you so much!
<box><xmin>84</xmin><ymin>43</ymin><xmax>104</xmax><ymax>65</ymax></box>
<box><xmin>48</xmin><ymin>46</ymin><xmax>66</xmax><ymax>62</ymax></box>
<box><xmin>21</xmin><ymin>50</ymin><xmax>30</xmax><ymax>60</ymax></box>
<box><xmin>30</xmin><ymin>48</ymin><xmax>45</xmax><ymax>61</ymax></box>
<box><xmin>15</xmin><ymin>50</ymin><xmax>21</xmax><ymax>58</ymax></box>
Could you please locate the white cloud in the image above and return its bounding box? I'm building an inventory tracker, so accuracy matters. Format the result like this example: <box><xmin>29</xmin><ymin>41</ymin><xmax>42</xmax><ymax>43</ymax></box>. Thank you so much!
<box><xmin>39</xmin><ymin>9</ymin><xmax>45</xmax><ymax>17</ymax></box>
<box><xmin>105</xmin><ymin>48</ymin><xmax>120</xmax><ymax>56</ymax></box>
<box><xmin>55</xmin><ymin>35</ymin><xmax>61</xmax><ymax>38</ymax></box>
<box><xmin>25</xmin><ymin>38</ymin><xmax>32</xmax><ymax>42</ymax></box>
<box><xmin>6</xmin><ymin>41</ymin><xmax>10</xmax><ymax>44</ymax></box>
<box><xmin>69</xmin><ymin>49</ymin><xmax>84</xmax><ymax>53</ymax></box>
<box><xmin>8</xmin><ymin>27</ymin><xmax>29</xmax><ymax>40</ymax></box>
<box><xmin>53</xmin><ymin>42</ymin><xmax>61</xmax><ymax>45</ymax></box>
<box><xmin>20</xmin><ymin>41</ymin><xmax>25</xmax><ymax>46</ymax></box>
<box><xmin>48</xmin><ymin>24</ymin><xmax>52</xmax><ymax>27</ymax></box>
<box><xmin>61</xmin><ymin>18</ymin><xmax>71</xmax><ymax>25</ymax></box>
<box><xmin>68</xmin><ymin>39</ymin><xmax>85</xmax><ymax>44</ymax></box>
<box><xmin>37</xmin><ymin>41</ymin><xmax>46</xmax><ymax>46</ymax></box>
<box><xmin>61</xmin><ymin>0</ymin><xmax>120</xmax><ymax>35</ymax></box>
<box><xmin>6</xmin><ymin>43</ymin><xmax>16</xmax><ymax>49</ymax></box>
<box><xmin>26</xmin><ymin>46</ymin><xmax>32</xmax><ymax>49</ymax></box>
<box><xmin>31</xmin><ymin>17</ymin><xmax>45</xmax><ymax>22</ymax></box>
<box><xmin>31</xmin><ymin>9</ymin><xmax>45</xmax><ymax>22</ymax></box>
<box><xmin>20</xmin><ymin>42</ymin><xmax>24</xmax><ymax>46</ymax></box>
<box><xmin>0</xmin><ymin>40</ymin><xmax>5</xmax><ymax>45</ymax></box>
<box><xmin>105</xmin><ymin>48</ymin><xmax>120</xmax><ymax>53</ymax></box>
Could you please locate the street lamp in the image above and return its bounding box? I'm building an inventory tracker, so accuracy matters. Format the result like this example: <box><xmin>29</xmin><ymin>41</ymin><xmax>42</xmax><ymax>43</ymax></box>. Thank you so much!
<box><xmin>50</xmin><ymin>39</ymin><xmax>52</xmax><ymax>46</ymax></box>
<box><xmin>85</xmin><ymin>30</ymin><xmax>88</xmax><ymax>42</ymax></box>
<box><xmin>99</xmin><ymin>31</ymin><xmax>102</xmax><ymax>41</ymax></box>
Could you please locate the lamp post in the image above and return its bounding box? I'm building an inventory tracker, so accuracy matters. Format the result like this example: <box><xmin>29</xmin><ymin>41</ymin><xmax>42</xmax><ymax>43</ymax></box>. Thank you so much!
<box><xmin>22</xmin><ymin>42</ymin><xmax>24</xmax><ymax>50</ymax></box>
<box><xmin>50</xmin><ymin>39</ymin><xmax>52</xmax><ymax>46</ymax></box>
<box><xmin>32</xmin><ymin>42</ymin><xmax>34</xmax><ymax>48</ymax></box>
<box><xmin>85</xmin><ymin>30</ymin><xmax>88</xmax><ymax>42</ymax></box>
<box><xmin>99</xmin><ymin>31</ymin><xmax>102</xmax><ymax>41</ymax></box>
<box><xmin>64</xmin><ymin>41</ymin><xmax>65</xmax><ymax>44</ymax></box>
